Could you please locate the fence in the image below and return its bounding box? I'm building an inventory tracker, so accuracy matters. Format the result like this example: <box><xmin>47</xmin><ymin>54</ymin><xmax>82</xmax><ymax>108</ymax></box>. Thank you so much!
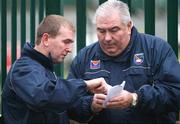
<box><xmin>0</xmin><ymin>0</ymin><xmax>179</xmax><ymax>123</ymax></box>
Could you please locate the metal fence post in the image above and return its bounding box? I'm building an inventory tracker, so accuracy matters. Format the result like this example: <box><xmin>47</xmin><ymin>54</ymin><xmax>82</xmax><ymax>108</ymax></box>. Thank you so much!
<box><xmin>167</xmin><ymin>0</ymin><xmax>178</xmax><ymax>57</ymax></box>
<box><xmin>144</xmin><ymin>0</ymin><xmax>155</xmax><ymax>35</ymax></box>
<box><xmin>20</xmin><ymin>0</ymin><xmax>26</xmax><ymax>49</ymax></box>
<box><xmin>11</xmin><ymin>0</ymin><xmax>17</xmax><ymax>63</ymax></box>
<box><xmin>45</xmin><ymin>0</ymin><xmax>64</xmax><ymax>77</ymax></box>
<box><xmin>1</xmin><ymin>0</ymin><xmax>7</xmax><ymax>119</ymax></box>
<box><xmin>1</xmin><ymin>0</ymin><xmax>7</xmax><ymax>89</ymax></box>
<box><xmin>76</xmin><ymin>0</ymin><xmax>86</xmax><ymax>52</ymax></box>
<box><xmin>30</xmin><ymin>0</ymin><xmax>35</xmax><ymax>45</ymax></box>
<box><xmin>99</xmin><ymin>0</ymin><xmax>107</xmax><ymax>5</ymax></box>
<box><xmin>39</xmin><ymin>0</ymin><xmax>45</xmax><ymax>23</ymax></box>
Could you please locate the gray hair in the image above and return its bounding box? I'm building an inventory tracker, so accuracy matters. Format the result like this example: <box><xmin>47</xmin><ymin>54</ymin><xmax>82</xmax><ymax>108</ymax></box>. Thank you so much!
<box><xmin>93</xmin><ymin>0</ymin><xmax>132</xmax><ymax>25</ymax></box>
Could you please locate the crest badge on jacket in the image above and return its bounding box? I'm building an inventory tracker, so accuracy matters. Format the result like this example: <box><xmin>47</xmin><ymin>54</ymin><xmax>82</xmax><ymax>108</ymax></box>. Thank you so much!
<box><xmin>90</xmin><ymin>60</ymin><xmax>100</xmax><ymax>69</ymax></box>
<box><xmin>134</xmin><ymin>53</ymin><xmax>144</xmax><ymax>65</ymax></box>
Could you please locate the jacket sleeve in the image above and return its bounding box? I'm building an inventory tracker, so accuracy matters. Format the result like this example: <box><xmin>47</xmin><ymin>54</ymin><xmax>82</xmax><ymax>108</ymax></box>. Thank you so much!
<box><xmin>67</xmin><ymin>53</ymin><xmax>94</xmax><ymax>122</ymax></box>
<box><xmin>67</xmin><ymin>95</ymin><xmax>94</xmax><ymax>122</ymax></box>
<box><xmin>11</xmin><ymin>61</ymin><xmax>87</xmax><ymax>113</ymax></box>
<box><xmin>136</xmin><ymin>42</ymin><xmax>180</xmax><ymax>115</ymax></box>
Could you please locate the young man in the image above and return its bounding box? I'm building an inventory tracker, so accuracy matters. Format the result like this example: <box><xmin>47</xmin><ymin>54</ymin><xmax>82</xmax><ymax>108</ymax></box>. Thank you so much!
<box><xmin>2</xmin><ymin>15</ymin><xmax>108</xmax><ymax>124</ymax></box>
<box><xmin>68</xmin><ymin>1</ymin><xmax>180</xmax><ymax>124</ymax></box>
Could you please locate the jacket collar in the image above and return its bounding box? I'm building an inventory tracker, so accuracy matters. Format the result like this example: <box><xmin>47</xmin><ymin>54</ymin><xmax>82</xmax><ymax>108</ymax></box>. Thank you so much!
<box><xmin>21</xmin><ymin>42</ymin><xmax>54</xmax><ymax>71</ymax></box>
<box><xmin>95</xmin><ymin>26</ymin><xmax>138</xmax><ymax>63</ymax></box>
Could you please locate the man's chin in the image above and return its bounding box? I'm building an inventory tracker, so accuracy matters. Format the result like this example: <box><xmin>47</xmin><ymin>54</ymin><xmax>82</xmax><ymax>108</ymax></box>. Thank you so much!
<box><xmin>106</xmin><ymin>51</ymin><xmax>120</xmax><ymax>57</ymax></box>
<box><xmin>59</xmin><ymin>59</ymin><xmax>64</xmax><ymax>63</ymax></box>
<box><xmin>53</xmin><ymin>59</ymin><xmax>64</xmax><ymax>64</ymax></box>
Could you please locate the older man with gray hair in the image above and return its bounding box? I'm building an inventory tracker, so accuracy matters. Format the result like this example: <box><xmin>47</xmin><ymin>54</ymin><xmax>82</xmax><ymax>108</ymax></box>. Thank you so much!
<box><xmin>68</xmin><ymin>0</ymin><xmax>180</xmax><ymax>124</ymax></box>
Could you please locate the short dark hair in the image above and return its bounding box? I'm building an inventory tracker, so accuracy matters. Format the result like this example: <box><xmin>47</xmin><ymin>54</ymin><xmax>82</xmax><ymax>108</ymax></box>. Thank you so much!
<box><xmin>36</xmin><ymin>14</ymin><xmax>75</xmax><ymax>45</ymax></box>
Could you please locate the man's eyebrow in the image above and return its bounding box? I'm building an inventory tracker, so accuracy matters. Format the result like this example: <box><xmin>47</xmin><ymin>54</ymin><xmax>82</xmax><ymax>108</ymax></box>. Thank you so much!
<box><xmin>63</xmin><ymin>39</ymin><xmax>74</xmax><ymax>43</ymax></box>
<box><xmin>111</xmin><ymin>26</ymin><xmax>119</xmax><ymax>29</ymax></box>
<box><xmin>97</xmin><ymin>27</ymin><xmax>104</xmax><ymax>30</ymax></box>
<box><xmin>97</xmin><ymin>26</ymin><xmax>120</xmax><ymax>30</ymax></box>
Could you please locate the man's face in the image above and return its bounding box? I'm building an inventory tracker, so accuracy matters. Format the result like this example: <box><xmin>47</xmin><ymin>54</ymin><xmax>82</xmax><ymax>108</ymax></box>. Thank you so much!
<box><xmin>48</xmin><ymin>26</ymin><xmax>74</xmax><ymax>64</ymax></box>
<box><xmin>96</xmin><ymin>12</ymin><xmax>132</xmax><ymax>56</ymax></box>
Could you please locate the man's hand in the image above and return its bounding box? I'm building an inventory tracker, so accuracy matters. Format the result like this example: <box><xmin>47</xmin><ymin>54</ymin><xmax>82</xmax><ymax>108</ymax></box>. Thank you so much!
<box><xmin>91</xmin><ymin>94</ymin><xmax>106</xmax><ymax>112</ymax></box>
<box><xmin>85</xmin><ymin>77</ymin><xmax>109</xmax><ymax>94</ymax></box>
<box><xmin>106</xmin><ymin>90</ymin><xmax>137</xmax><ymax>109</ymax></box>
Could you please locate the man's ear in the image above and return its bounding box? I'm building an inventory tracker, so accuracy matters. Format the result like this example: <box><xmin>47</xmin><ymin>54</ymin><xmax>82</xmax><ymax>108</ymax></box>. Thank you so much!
<box><xmin>41</xmin><ymin>33</ymin><xmax>50</xmax><ymax>47</ymax></box>
<box><xmin>127</xmin><ymin>21</ymin><xmax>133</xmax><ymax>35</ymax></box>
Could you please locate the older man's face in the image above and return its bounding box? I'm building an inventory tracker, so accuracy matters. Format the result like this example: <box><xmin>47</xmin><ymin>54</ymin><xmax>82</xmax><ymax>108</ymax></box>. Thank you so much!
<box><xmin>96</xmin><ymin>11</ymin><xmax>132</xmax><ymax>57</ymax></box>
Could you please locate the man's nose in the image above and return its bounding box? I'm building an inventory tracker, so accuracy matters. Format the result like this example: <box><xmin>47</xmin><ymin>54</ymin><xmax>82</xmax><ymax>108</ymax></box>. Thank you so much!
<box><xmin>104</xmin><ymin>32</ymin><xmax>112</xmax><ymax>41</ymax></box>
<box><xmin>65</xmin><ymin>44</ymin><xmax>73</xmax><ymax>53</ymax></box>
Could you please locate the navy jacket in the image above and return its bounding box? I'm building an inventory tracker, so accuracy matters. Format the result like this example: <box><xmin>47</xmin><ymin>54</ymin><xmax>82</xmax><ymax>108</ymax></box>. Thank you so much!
<box><xmin>2</xmin><ymin>43</ymin><xmax>88</xmax><ymax>124</ymax></box>
<box><xmin>68</xmin><ymin>27</ymin><xmax>180</xmax><ymax>124</ymax></box>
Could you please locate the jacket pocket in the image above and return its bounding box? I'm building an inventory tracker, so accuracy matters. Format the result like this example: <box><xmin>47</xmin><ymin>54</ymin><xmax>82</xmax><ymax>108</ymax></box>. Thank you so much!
<box><xmin>84</xmin><ymin>70</ymin><xmax>110</xmax><ymax>81</ymax></box>
<box><xmin>123</xmin><ymin>67</ymin><xmax>151</xmax><ymax>90</ymax></box>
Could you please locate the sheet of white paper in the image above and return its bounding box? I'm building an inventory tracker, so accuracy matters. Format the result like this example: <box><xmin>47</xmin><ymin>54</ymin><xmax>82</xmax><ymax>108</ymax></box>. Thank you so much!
<box><xmin>103</xmin><ymin>81</ymin><xmax>126</xmax><ymax>107</ymax></box>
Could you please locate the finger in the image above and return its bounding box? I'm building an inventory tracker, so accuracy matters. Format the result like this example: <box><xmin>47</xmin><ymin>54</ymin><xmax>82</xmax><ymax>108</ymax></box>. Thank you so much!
<box><xmin>107</xmin><ymin>100</ymin><xmax>119</xmax><ymax>105</ymax></box>
<box><xmin>95</xmin><ymin>94</ymin><xmax>106</xmax><ymax>100</ymax></box>
<box><xmin>96</xmin><ymin>99</ymin><xmax>105</xmax><ymax>104</ymax></box>
<box><xmin>94</xmin><ymin>86</ymin><xmax>106</xmax><ymax>93</ymax></box>
<box><xmin>92</xmin><ymin>102</ymin><xmax>103</xmax><ymax>112</ymax></box>
<box><xmin>109</xmin><ymin>97</ymin><xmax>121</xmax><ymax>102</ymax></box>
<box><xmin>93</xmin><ymin>82</ymin><xmax>102</xmax><ymax>89</ymax></box>
<box><xmin>106</xmin><ymin>101</ymin><xmax>121</xmax><ymax>108</ymax></box>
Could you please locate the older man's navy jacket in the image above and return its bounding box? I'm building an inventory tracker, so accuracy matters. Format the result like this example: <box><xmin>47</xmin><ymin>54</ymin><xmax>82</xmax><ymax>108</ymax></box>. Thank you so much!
<box><xmin>68</xmin><ymin>27</ymin><xmax>180</xmax><ymax>124</ymax></box>
<box><xmin>2</xmin><ymin>43</ymin><xmax>88</xmax><ymax>124</ymax></box>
